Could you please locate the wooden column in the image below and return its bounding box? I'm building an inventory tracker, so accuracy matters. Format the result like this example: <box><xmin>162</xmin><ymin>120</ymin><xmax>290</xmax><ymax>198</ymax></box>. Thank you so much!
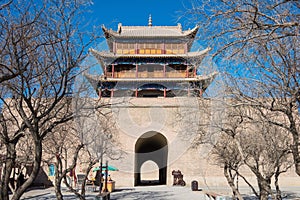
<box><xmin>185</xmin><ymin>65</ymin><xmax>188</xmax><ymax>78</ymax></box>
<box><xmin>136</xmin><ymin>64</ymin><xmax>138</xmax><ymax>78</ymax></box>
<box><xmin>112</xmin><ymin>64</ymin><xmax>115</xmax><ymax>78</ymax></box>
<box><xmin>135</xmin><ymin>88</ymin><xmax>138</xmax><ymax>97</ymax></box>
<box><xmin>135</xmin><ymin>43</ymin><xmax>138</xmax><ymax>54</ymax></box>
<box><xmin>163</xmin><ymin>64</ymin><xmax>166</xmax><ymax>78</ymax></box>
<box><xmin>164</xmin><ymin>88</ymin><xmax>166</xmax><ymax>98</ymax></box>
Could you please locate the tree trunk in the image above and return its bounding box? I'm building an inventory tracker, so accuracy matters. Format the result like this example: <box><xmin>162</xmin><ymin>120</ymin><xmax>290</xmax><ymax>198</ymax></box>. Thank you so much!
<box><xmin>55</xmin><ymin>174</ymin><xmax>64</xmax><ymax>200</ymax></box>
<box><xmin>1</xmin><ymin>143</ymin><xmax>17</xmax><ymax>200</ymax></box>
<box><xmin>54</xmin><ymin>152</ymin><xmax>64</xmax><ymax>200</ymax></box>
<box><xmin>11</xmin><ymin>139</ymin><xmax>43</xmax><ymax>200</ymax></box>
<box><xmin>54</xmin><ymin>144</ymin><xmax>84</xmax><ymax>200</ymax></box>
<box><xmin>295</xmin><ymin>162</ymin><xmax>300</xmax><ymax>177</ymax></box>
<box><xmin>287</xmin><ymin>107</ymin><xmax>300</xmax><ymax>177</ymax></box>
<box><xmin>274</xmin><ymin>171</ymin><xmax>282</xmax><ymax>200</ymax></box>
<box><xmin>257</xmin><ymin>177</ymin><xmax>272</xmax><ymax>200</ymax></box>
<box><xmin>291</xmin><ymin>133</ymin><xmax>300</xmax><ymax>176</ymax></box>
<box><xmin>223</xmin><ymin>165</ymin><xmax>243</xmax><ymax>200</ymax></box>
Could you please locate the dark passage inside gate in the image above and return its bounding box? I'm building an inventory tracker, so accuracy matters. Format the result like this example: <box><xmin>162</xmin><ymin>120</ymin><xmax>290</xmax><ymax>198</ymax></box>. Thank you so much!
<box><xmin>134</xmin><ymin>131</ymin><xmax>168</xmax><ymax>186</ymax></box>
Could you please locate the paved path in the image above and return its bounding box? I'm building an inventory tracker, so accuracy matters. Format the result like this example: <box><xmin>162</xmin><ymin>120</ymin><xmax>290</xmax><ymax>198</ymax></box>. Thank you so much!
<box><xmin>19</xmin><ymin>185</ymin><xmax>207</xmax><ymax>200</ymax></box>
<box><xmin>110</xmin><ymin>185</ymin><xmax>206</xmax><ymax>200</ymax></box>
<box><xmin>17</xmin><ymin>185</ymin><xmax>300</xmax><ymax>200</ymax></box>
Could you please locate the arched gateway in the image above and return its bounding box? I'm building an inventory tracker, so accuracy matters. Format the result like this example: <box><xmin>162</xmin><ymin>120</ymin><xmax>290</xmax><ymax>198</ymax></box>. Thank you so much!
<box><xmin>134</xmin><ymin>131</ymin><xmax>168</xmax><ymax>186</ymax></box>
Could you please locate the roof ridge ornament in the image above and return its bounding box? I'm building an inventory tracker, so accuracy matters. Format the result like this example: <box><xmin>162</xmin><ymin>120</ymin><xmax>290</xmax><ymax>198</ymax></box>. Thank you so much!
<box><xmin>117</xmin><ymin>23</ymin><xmax>122</xmax><ymax>33</ymax></box>
<box><xmin>177</xmin><ymin>23</ymin><xmax>182</xmax><ymax>32</ymax></box>
<box><xmin>148</xmin><ymin>14</ymin><xmax>152</xmax><ymax>27</ymax></box>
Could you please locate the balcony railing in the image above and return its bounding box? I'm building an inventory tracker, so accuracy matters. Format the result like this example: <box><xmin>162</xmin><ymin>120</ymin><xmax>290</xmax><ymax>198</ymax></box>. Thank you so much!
<box><xmin>115</xmin><ymin>48</ymin><xmax>186</xmax><ymax>55</ymax></box>
<box><xmin>105</xmin><ymin>71</ymin><xmax>194</xmax><ymax>79</ymax></box>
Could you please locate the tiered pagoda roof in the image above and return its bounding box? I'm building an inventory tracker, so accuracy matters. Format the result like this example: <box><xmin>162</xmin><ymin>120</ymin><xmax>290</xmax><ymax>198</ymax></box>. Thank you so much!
<box><xmin>87</xmin><ymin>18</ymin><xmax>217</xmax><ymax>97</ymax></box>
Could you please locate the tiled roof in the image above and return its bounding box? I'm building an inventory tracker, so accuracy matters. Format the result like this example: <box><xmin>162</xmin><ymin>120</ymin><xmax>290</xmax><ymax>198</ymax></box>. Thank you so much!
<box><xmin>102</xmin><ymin>23</ymin><xmax>199</xmax><ymax>38</ymax></box>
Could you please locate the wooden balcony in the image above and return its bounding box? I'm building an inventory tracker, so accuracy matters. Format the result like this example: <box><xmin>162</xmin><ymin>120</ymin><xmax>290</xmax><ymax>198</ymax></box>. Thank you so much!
<box><xmin>105</xmin><ymin>71</ymin><xmax>192</xmax><ymax>79</ymax></box>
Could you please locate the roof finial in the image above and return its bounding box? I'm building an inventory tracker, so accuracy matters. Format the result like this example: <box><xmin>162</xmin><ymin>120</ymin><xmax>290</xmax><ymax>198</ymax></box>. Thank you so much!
<box><xmin>148</xmin><ymin>14</ymin><xmax>152</xmax><ymax>26</ymax></box>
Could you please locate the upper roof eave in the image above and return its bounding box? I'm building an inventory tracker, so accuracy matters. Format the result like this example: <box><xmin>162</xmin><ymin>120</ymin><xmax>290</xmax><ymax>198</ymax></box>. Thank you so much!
<box><xmin>102</xmin><ymin>24</ymin><xmax>199</xmax><ymax>39</ymax></box>
<box><xmin>84</xmin><ymin>71</ymin><xmax>218</xmax><ymax>93</ymax></box>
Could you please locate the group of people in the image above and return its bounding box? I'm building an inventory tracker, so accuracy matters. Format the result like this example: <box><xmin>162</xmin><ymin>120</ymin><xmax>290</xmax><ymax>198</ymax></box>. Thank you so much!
<box><xmin>99</xmin><ymin>174</ymin><xmax>113</xmax><ymax>192</ymax></box>
<box><xmin>90</xmin><ymin>170</ymin><xmax>113</xmax><ymax>191</ymax></box>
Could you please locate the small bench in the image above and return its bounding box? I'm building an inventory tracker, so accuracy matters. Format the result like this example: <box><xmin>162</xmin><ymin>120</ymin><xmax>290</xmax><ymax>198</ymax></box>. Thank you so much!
<box><xmin>86</xmin><ymin>185</ymin><xmax>97</xmax><ymax>192</ymax></box>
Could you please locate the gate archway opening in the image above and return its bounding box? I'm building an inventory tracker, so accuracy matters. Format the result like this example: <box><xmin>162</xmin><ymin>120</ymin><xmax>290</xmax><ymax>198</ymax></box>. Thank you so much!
<box><xmin>134</xmin><ymin>131</ymin><xmax>168</xmax><ymax>186</ymax></box>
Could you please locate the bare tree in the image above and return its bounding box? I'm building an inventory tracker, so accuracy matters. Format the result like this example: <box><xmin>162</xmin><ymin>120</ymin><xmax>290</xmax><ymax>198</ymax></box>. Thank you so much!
<box><xmin>211</xmin><ymin>103</ymin><xmax>293</xmax><ymax>200</ymax></box>
<box><xmin>0</xmin><ymin>0</ymin><xmax>98</xmax><ymax>199</ymax></box>
<box><xmin>212</xmin><ymin>134</ymin><xmax>244</xmax><ymax>200</ymax></box>
<box><xmin>41</xmin><ymin>96</ymin><xmax>122</xmax><ymax>200</ymax></box>
<box><xmin>43</xmin><ymin>123</ymin><xmax>84</xmax><ymax>200</ymax></box>
<box><xmin>185</xmin><ymin>0</ymin><xmax>300</xmax><ymax>176</ymax></box>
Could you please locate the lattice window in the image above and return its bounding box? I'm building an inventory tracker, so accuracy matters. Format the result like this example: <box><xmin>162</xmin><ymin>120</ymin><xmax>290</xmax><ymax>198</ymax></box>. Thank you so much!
<box><xmin>138</xmin><ymin>43</ymin><xmax>163</xmax><ymax>54</ymax></box>
<box><xmin>116</xmin><ymin>42</ymin><xmax>135</xmax><ymax>54</ymax></box>
<box><xmin>165</xmin><ymin>43</ymin><xmax>185</xmax><ymax>54</ymax></box>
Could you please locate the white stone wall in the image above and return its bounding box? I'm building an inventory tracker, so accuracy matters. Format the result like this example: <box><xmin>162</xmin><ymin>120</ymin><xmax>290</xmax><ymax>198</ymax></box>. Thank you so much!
<box><xmin>95</xmin><ymin>97</ymin><xmax>300</xmax><ymax>192</ymax></box>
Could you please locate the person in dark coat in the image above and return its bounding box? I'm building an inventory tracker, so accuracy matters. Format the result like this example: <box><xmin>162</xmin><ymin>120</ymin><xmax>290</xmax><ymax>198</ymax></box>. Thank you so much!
<box><xmin>17</xmin><ymin>172</ymin><xmax>25</xmax><ymax>188</ymax></box>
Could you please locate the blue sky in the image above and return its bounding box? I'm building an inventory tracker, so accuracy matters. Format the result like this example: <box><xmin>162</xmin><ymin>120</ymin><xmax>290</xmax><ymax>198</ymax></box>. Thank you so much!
<box><xmin>88</xmin><ymin>0</ymin><xmax>193</xmax><ymax>29</ymax></box>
